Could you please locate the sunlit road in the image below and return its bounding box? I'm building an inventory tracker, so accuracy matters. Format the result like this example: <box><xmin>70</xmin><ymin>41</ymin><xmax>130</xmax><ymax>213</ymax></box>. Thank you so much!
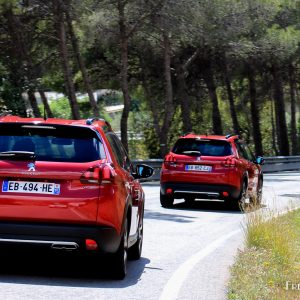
<box><xmin>0</xmin><ymin>171</ymin><xmax>299</xmax><ymax>300</ymax></box>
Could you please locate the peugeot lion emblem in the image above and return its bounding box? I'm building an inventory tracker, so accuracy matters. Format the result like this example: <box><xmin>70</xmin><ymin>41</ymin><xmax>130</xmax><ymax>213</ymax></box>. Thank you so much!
<box><xmin>196</xmin><ymin>157</ymin><xmax>201</xmax><ymax>161</ymax></box>
<box><xmin>27</xmin><ymin>162</ymin><xmax>36</xmax><ymax>172</ymax></box>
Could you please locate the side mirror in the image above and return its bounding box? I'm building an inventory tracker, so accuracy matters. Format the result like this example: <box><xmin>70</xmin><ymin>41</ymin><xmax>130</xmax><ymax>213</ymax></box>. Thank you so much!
<box><xmin>256</xmin><ymin>156</ymin><xmax>265</xmax><ymax>165</ymax></box>
<box><xmin>133</xmin><ymin>164</ymin><xmax>154</xmax><ymax>179</ymax></box>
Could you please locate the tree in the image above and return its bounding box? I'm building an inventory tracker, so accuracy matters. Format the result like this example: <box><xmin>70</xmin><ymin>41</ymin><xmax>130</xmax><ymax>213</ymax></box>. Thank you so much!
<box><xmin>52</xmin><ymin>0</ymin><xmax>80</xmax><ymax>119</ymax></box>
<box><xmin>63</xmin><ymin>1</ymin><xmax>99</xmax><ymax>117</ymax></box>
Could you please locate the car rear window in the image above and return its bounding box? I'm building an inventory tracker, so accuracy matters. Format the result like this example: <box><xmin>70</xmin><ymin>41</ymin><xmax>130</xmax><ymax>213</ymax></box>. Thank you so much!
<box><xmin>0</xmin><ymin>124</ymin><xmax>105</xmax><ymax>162</ymax></box>
<box><xmin>172</xmin><ymin>138</ymin><xmax>232</xmax><ymax>156</ymax></box>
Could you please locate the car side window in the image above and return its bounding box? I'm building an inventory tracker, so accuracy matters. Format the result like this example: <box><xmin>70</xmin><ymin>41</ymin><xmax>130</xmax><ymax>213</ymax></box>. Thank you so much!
<box><xmin>111</xmin><ymin>135</ymin><xmax>132</xmax><ymax>172</ymax></box>
<box><xmin>106</xmin><ymin>133</ymin><xmax>131</xmax><ymax>171</ymax></box>
<box><xmin>106</xmin><ymin>134</ymin><xmax>123</xmax><ymax>167</ymax></box>
<box><xmin>243</xmin><ymin>144</ymin><xmax>255</xmax><ymax>162</ymax></box>
<box><xmin>235</xmin><ymin>141</ymin><xmax>246</xmax><ymax>159</ymax></box>
<box><xmin>235</xmin><ymin>141</ymin><xmax>254</xmax><ymax>162</ymax></box>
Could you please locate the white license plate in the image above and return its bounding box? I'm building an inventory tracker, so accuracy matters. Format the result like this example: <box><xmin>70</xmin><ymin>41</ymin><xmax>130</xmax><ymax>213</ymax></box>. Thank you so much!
<box><xmin>2</xmin><ymin>180</ymin><xmax>60</xmax><ymax>195</ymax></box>
<box><xmin>185</xmin><ymin>165</ymin><xmax>212</xmax><ymax>172</ymax></box>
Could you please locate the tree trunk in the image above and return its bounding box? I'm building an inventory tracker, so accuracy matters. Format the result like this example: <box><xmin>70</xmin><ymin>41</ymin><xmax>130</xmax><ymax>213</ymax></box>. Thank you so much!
<box><xmin>54</xmin><ymin>0</ymin><xmax>80</xmax><ymax>120</ymax></box>
<box><xmin>64</xmin><ymin>6</ymin><xmax>99</xmax><ymax>117</ymax></box>
<box><xmin>270</xmin><ymin>97</ymin><xmax>278</xmax><ymax>155</ymax></box>
<box><xmin>118</xmin><ymin>0</ymin><xmax>131</xmax><ymax>153</ymax></box>
<box><xmin>222</xmin><ymin>55</ymin><xmax>240</xmax><ymax>135</ymax></box>
<box><xmin>159</xmin><ymin>33</ymin><xmax>174</xmax><ymax>157</ymax></box>
<box><xmin>289</xmin><ymin>65</ymin><xmax>298</xmax><ymax>155</ymax></box>
<box><xmin>247</xmin><ymin>66</ymin><xmax>263</xmax><ymax>156</ymax></box>
<box><xmin>4</xmin><ymin>7</ymin><xmax>36</xmax><ymax>116</ymax></box>
<box><xmin>271</xmin><ymin>65</ymin><xmax>290</xmax><ymax>155</ymax></box>
<box><xmin>202</xmin><ymin>60</ymin><xmax>223</xmax><ymax>135</ymax></box>
<box><xmin>139</xmin><ymin>35</ymin><xmax>175</xmax><ymax>158</ymax></box>
<box><xmin>27</xmin><ymin>90</ymin><xmax>41</xmax><ymax>118</ymax></box>
<box><xmin>139</xmin><ymin>54</ymin><xmax>162</xmax><ymax>144</ymax></box>
<box><xmin>175</xmin><ymin>59</ymin><xmax>192</xmax><ymax>133</ymax></box>
<box><xmin>39</xmin><ymin>90</ymin><xmax>54</xmax><ymax>118</ymax></box>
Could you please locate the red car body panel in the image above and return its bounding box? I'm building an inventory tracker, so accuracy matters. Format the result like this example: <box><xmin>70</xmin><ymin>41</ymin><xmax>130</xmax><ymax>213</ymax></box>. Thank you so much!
<box><xmin>160</xmin><ymin>134</ymin><xmax>263</xmax><ymax>205</ymax></box>
<box><xmin>161</xmin><ymin>155</ymin><xmax>231</xmax><ymax>185</ymax></box>
<box><xmin>0</xmin><ymin>116</ymin><xmax>151</xmax><ymax>264</ymax></box>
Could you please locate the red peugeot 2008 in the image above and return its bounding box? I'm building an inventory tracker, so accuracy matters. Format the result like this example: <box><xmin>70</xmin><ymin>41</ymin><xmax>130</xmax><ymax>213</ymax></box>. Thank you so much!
<box><xmin>0</xmin><ymin>116</ymin><xmax>153</xmax><ymax>279</ymax></box>
<box><xmin>160</xmin><ymin>134</ymin><xmax>264</xmax><ymax>210</ymax></box>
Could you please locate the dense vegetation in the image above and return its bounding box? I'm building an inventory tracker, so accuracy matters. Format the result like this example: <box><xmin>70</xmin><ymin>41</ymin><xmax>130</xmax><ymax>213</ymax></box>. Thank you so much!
<box><xmin>0</xmin><ymin>0</ymin><xmax>300</xmax><ymax>158</ymax></box>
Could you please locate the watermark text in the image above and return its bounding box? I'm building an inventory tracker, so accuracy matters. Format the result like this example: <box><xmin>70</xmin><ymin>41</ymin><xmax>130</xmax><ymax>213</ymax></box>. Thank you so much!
<box><xmin>286</xmin><ymin>281</ymin><xmax>300</xmax><ymax>291</ymax></box>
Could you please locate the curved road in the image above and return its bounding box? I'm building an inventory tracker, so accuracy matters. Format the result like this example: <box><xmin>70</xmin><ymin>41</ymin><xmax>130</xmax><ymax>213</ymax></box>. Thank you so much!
<box><xmin>0</xmin><ymin>171</ymin><xmax>299</xmax><ymax>300</ymax></box>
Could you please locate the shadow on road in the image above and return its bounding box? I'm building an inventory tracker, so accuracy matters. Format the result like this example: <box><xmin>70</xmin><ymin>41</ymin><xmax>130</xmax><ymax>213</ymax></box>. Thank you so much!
<box><xmin>144</xmin><ymin>201</ymin><xmax>243</xmax><ymax>224</ymax></box>
<box><xmin>0</xmin><ymin>252</ymin><xmax>151</xmax><ymax>288</ymax></box>
<box><xmin>171</xmin><ymin>200</ymin><xmax>243</xmax><ymax>214</ymax></box>
<box><xmin>145</xmin><ymin>210</ymin><xmax>197</xmax><ymax>223</ymax></box>
<box><xmin>279</xmin><ymin>193</ymin><xmax>300</xmax><ymax>199</ymax></box>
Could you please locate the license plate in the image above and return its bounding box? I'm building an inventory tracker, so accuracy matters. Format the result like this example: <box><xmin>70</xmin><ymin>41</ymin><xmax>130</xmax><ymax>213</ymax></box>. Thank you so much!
<box><xmin>2</xmin><ymin>180</ymin><xmax>60</xmax><ymax>195</ymax></box>
<box><xmin>185</xmin><ymin>165</ymin><xmax>212</xmax><ymax>172</ymax></box>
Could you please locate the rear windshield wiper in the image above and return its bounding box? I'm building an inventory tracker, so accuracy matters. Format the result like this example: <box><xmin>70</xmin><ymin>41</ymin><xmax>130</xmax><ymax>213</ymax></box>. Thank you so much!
<box><xmin>181</xmin><ymin>151</ymin><xmax>202</xmax><ymax>156</ymax></box>
<box><xmin>0</xmin><ymin>151</ymin><xmax>36</xmax><ymax>160</ymax></box>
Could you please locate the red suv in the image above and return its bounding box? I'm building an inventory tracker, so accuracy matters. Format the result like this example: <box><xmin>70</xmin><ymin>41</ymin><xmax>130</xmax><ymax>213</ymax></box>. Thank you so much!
<box><xmin>0</xmin><ymin>116</ymin><xmax>153</xmax><ymax>279</ymax></box>
<box><xmin>160</xmin><ymin>134</ymin><xmax>264</xmax><ymax>210</ymax></box>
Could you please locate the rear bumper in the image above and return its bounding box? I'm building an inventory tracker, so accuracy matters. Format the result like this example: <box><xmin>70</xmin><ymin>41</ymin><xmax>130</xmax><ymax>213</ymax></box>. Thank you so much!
<box><xmin>0</xmin><ymin>221</ymin><xmax>121</xmax><ymax>254</ymax></box>
<box><xmin>160</xmin><ymin>182</ymin><xmax>240</xmax><ymax>200</ymax></box>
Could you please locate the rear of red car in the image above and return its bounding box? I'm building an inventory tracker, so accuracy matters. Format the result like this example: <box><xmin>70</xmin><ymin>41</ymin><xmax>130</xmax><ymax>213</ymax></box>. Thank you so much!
<box><xmin>0</xmin><ymin>116</ymin><xmax>154</xmax><ymax>279</ymax></box>
<box><xmin>160</xmin><ymin>135</ymin><xmax>242</xmax><ymax>207</ymax></box>
<box><xmin>0</xmin><ymin>120</ymin><xmax>123</xmax><ymax>255</ymax></box>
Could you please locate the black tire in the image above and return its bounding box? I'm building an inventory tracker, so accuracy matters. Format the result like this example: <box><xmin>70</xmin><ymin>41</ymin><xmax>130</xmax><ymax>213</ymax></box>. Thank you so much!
<box><xmin>160</xmin><ymin>192</ymin><xmax>174</xmax><ymax>208</ymax></box>
<box><xmin>112</xmin><ymin>219</ymin><xmax>128</xmax><ymax>279</ymax></box>
<box><xmin>128</xmin><ymin>213</ymin><xmax>143</xmax><ymax>260</ymax></box>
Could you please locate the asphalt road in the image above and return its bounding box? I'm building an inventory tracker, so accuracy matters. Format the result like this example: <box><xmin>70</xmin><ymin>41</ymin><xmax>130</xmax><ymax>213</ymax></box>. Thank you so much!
<box><xmin>0</xmin><ymin>171</ymin><xmax>300</xmax><ymax>300</ymax></box>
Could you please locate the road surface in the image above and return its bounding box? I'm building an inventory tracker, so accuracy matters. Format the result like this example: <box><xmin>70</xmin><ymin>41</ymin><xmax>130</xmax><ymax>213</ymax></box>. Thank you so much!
<box><xmin>0</xmin><ymin>171</ymin><xmax>299</xmax><ymax>300</ymax></box>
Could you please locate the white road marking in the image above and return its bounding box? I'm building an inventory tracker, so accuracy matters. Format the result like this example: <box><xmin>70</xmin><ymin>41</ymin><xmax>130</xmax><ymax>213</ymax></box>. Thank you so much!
<box><xmin>159</xmin><ymin>203</ymin><xmax>300</xmax><ymax>300</ymax></box>
<box><xmin>159</xmin><ymin>229</ymin><xmax>241</xmax><ymax>300</ymax></box>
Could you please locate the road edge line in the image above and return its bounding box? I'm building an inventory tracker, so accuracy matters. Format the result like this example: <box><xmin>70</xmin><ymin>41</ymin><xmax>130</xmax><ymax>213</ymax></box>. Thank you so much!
<box><xmin>159</xmin><ymin>228</ymin><xmax>241</xmax><ymax>300</ymax></box>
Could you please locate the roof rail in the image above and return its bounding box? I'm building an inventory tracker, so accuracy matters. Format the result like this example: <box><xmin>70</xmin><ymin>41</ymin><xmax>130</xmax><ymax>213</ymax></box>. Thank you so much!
<box><xmin>225</xmin><ymin>133</ymin><xmax>239</xmax><ymax>139</ymax></box>
<box><xmin>86</xmin><ymin>117</ymin><xmax>105</xmax><ymax>125</ymax></box>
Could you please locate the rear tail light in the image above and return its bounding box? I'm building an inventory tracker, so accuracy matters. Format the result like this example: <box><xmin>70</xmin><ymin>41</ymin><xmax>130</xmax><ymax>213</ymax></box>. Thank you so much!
<box><xmin>80</xmin><ymin>167</ymin><xmax>100</xmax><ymax>184</ymax></box>
<box><xmin>80</xmin><ymin>164</ymin><xmax>115</xmax><ymax>184</ymax></box>
<box><xmin>101</xmin><ymin>164</ymin><xmax>114</xmax><ymax>183</ymax></box>
<box><xmin>223</xmin><ymin>157</ymin><xmax>236</xmax><ymax>168</ymax></box>
<box><xmin>164</xmin><ymin>155</ymin><xmax>182</xmax><ymax>168</ymax></box>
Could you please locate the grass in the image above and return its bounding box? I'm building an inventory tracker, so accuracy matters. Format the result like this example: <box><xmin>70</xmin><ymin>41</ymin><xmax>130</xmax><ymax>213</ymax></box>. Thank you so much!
<box><xmin>228</xmin><ymin>207</ymin><xmax>300</xmax><ymax>300</ymax></box>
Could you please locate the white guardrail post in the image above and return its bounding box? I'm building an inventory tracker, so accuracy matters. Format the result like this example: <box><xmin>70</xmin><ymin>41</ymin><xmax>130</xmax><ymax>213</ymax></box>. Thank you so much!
<box><xmin>133</xmin><ymin>156</ymin><xmax>300</xmax><ymax>181</ymax></box>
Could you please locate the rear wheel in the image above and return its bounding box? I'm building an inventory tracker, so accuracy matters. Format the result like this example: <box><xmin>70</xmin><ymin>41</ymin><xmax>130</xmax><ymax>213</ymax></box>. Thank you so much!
<box><xmin>160</xmin><ymin>193</ymin><xmax>174</xmax><ymax>208</ymax></box>
<box><xmin>112</xmin><ymin>219</ymin><xmax>128</xmax><ymax>279</ymax></box>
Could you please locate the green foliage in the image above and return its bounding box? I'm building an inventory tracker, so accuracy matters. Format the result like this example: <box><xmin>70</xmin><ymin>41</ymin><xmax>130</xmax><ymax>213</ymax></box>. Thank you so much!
<box><xmin>48</xmin><ymin>97</ymin><xmax>72</xmax><ymax>119</ymax></box>
<box><xmin>48</xmin><ymin>97</ymin><xmax>111</xmax><ymax>121</ymax></box>
<box><xmin>41</xmin><ymin>73</ymin><xmax>65</xmax><ymax>94</ymax></box>
<box><xmin>1</xmin><ymin>0</ymin><xmax>300</xmax><ymax>157</ymax></box>
<box><xmin>0</xmin><ymin>78</ymin><xmax>26</xmax><ymax>116</ymax></box>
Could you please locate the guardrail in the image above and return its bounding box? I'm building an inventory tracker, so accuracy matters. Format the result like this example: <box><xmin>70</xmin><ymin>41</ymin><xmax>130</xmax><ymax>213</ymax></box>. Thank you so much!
<box><xmin>133</xmin><ymin>156</ymin><xmax>300</xmax><ymax>181</ymax></box>
<box><xmin>263</xmin><ymin>156</ymin><xmax>300</xmax><ymax>173</ymax></box>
